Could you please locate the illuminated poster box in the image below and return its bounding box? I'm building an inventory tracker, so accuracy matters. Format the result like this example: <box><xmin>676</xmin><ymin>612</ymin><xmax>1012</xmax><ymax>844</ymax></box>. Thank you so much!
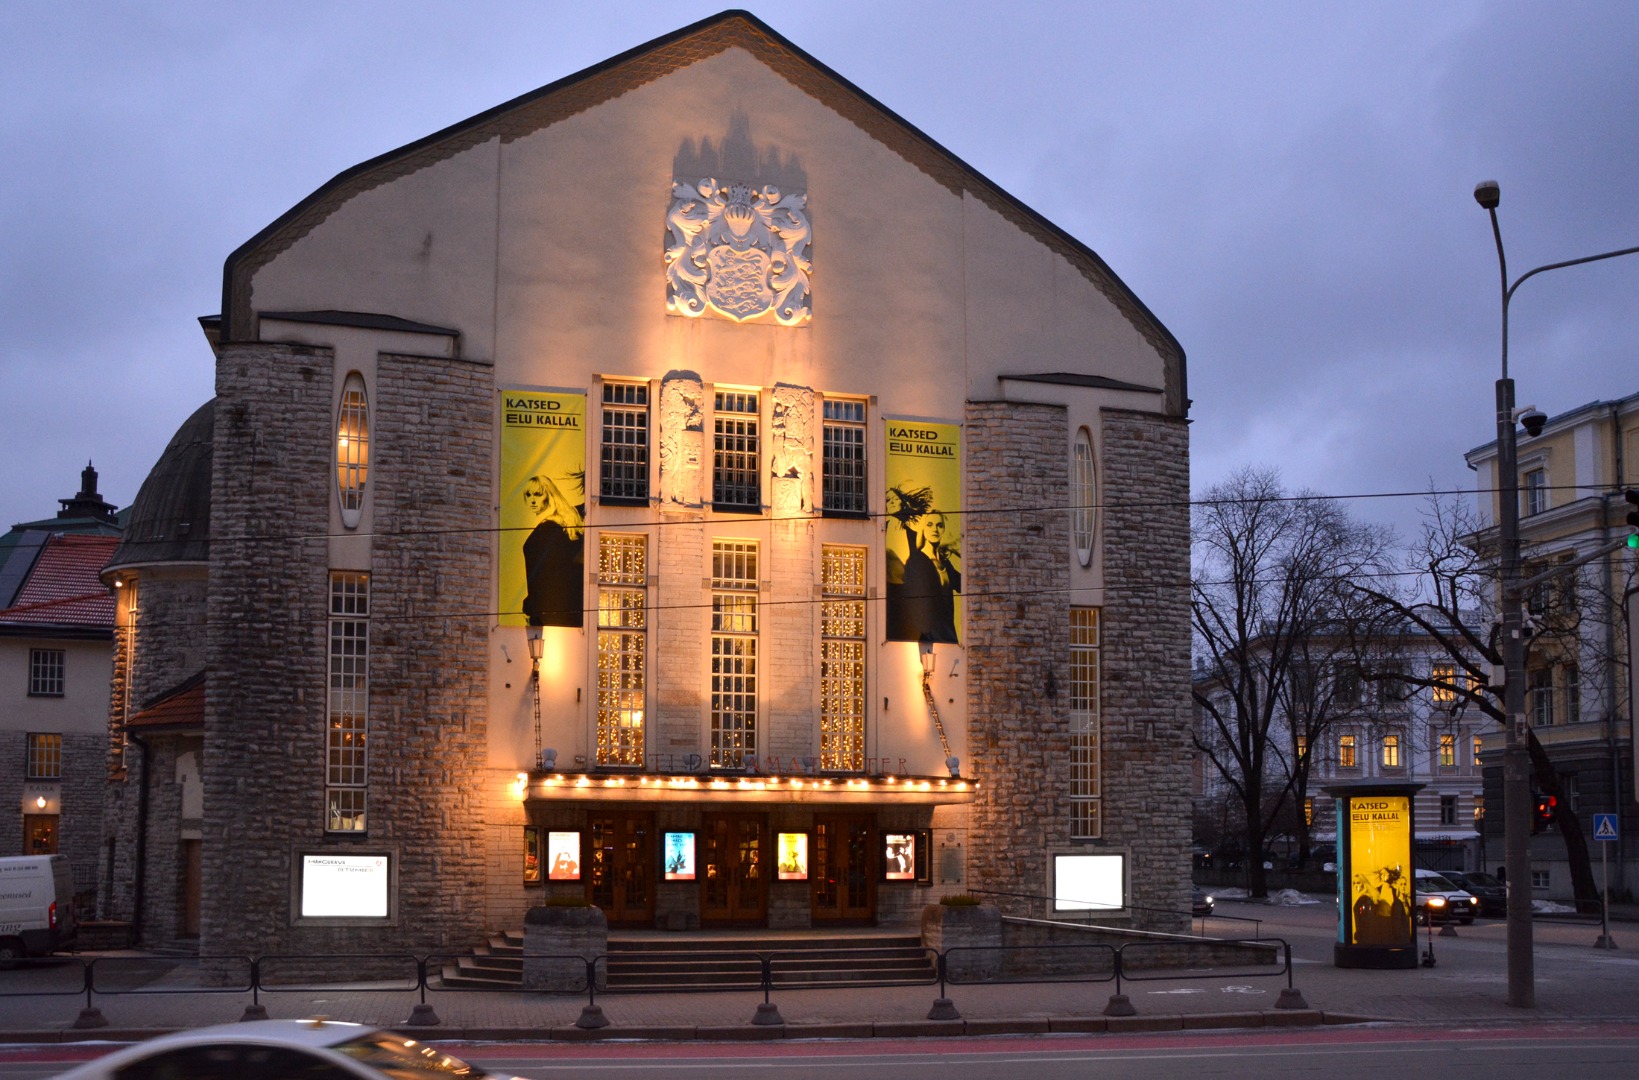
<box><xmin>548</xmin><ymin>831</ymin><xmax>581</xmax><ymax>881</ymax></box>
<box><xmin>300</xmin><ymin>854</ymin><xmax>389</xmax><ymax>918</ymax></box>
<box><xmin>664</xmin><ymin>831</ymin><xmax>696</xmax><ymax>881</ymax></box>
<box><xmin>1328</xmin><ymin>782</ymin><xmax>1421</xmax><ymax>970</ymax></box>
<box><xmin>777</xmin><ymin>833</ymin><xmax>808</xmax><ymax>880</ymax></box>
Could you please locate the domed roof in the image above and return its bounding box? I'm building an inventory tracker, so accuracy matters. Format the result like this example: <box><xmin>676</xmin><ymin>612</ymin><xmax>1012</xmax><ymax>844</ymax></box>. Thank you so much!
<box><xmin>106</xmin><ymin>400</ymin><xmax>214</xmax><ymax>571</ymax></box>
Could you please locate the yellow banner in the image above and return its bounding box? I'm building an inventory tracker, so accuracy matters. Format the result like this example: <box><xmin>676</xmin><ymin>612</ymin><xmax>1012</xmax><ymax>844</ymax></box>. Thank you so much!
<box><xmin>1346</xmin><ymin>795</ymin><xmax>1413</xmax><ymax>947</ymax></box>
<box><xmin>499</xmin><ymin>390</ymin><xmax>586</xmax><ymax>627</ymax></box>
<box><xmin>885</xmin><ymin>420</ymin><xmax>961</xmax><ymax>644</ymax></box>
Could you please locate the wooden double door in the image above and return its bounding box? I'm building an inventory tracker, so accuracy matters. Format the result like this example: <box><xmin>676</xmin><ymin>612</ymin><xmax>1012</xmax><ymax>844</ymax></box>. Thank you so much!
<box><xmin>701</xmin><ymin>813</ymin><xmax>767</xmax><ymax>924</ymax></box>
<box><xmin>587</xmin><ymin>812</ymin><xmax>655</xmax><ymax>927</ymax></box>
<box><xmin>812</xmin><ymin>814</ymin><xmax>875</xmax><ymax>922</ymax></box>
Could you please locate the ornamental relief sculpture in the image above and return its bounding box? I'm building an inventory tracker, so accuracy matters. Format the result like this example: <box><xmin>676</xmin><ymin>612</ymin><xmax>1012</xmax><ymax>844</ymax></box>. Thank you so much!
<box><xmin>665</xmin><ymin>178</ymin><xmax>811</xmax><ymax>325</ymax></box>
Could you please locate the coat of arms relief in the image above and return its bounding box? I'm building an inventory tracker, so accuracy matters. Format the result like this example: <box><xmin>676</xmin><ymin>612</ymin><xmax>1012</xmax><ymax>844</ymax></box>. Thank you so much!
<box><xmin>666</xmin><ymin>179</ymin><xmax>811</xmax><ymax>325</ymax></box>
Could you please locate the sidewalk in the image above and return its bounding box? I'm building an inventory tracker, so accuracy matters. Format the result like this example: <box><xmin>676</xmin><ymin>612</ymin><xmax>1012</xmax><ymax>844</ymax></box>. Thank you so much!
<box><xmin>5</xmin><ymin>910</ymin><xmax>1639</xmax><ymax>1043</ymax></box>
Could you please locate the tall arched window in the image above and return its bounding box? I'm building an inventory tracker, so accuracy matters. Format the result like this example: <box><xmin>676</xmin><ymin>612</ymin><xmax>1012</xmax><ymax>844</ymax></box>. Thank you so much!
<box><xmin>1072</xmin><ymin>428</ymin><xmax>1097</xmax><ymax>567</ymax></box>
<box><xmin>336</xmin><ymin>373</ymin><xmax>370</xmax><ymax>528</ymax></box>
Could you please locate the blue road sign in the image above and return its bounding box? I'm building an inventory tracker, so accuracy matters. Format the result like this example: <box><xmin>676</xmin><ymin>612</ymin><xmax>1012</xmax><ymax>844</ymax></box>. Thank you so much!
<box><xmin>1594</xmin><ymin>813</ymin><xmax>1619</xmax><ymax>842</ymax></box>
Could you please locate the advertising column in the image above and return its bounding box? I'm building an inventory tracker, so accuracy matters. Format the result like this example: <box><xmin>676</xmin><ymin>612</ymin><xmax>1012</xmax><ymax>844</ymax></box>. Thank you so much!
<box><xmin>1328</xmin><ymin>782</ymin><xmax>1422</xmax><ymax>969</ymax></box>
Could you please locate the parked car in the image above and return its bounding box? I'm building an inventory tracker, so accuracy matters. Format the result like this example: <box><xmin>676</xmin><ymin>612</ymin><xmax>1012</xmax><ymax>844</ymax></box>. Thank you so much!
<box><xmin>1449</xmin><ymin>871</ymin><xmax>1507</xmax><ymax>917</ymax></box>
<box><xmin>52</xmin><ymin>1019</ymin><xmax>523</xmax><ymax>1080</ymax></box>
<box><xmin>1192</xmin><ymin>886</ymin><xmax>1215</xmax><ymax>916</ymax></box>
<box><xmin>1413</xmin><ymin>868</ymin><xmax>1477</xmax><ymax>925</ymax></box>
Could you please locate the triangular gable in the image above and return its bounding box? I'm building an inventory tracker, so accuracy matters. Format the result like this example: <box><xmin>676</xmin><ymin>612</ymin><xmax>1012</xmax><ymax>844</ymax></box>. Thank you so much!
<box><xmin>220</xmin><ymin>9</ymin><xmax>1182</xmax><ymax>411</ymax></box>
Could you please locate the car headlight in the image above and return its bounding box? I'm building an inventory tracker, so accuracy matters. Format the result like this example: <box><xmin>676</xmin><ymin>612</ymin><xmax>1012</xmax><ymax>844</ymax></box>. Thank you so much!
<box><xmin>1427</xmin><ymin>896</ymin><xmax>1447</xmax><ymax>909</ymax></box>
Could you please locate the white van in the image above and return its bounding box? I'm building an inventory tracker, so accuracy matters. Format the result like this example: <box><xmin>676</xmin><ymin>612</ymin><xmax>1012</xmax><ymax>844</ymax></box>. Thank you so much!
<box><xmin>0</xmin><ymin>854</ymin><xmax>78</xmax><ymax>962</ymax></box>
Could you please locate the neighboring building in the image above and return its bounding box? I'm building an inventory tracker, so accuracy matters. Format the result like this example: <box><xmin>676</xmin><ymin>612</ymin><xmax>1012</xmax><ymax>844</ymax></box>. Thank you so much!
<box><xmin>0</xmin><ymin>465</ymin><xmax>123</xmax><ymax>905</ymax></box>
<box><xmin>102</xmin><ymin>12</ymin><xmax>1193</xmax><ymax>957</ymax></box>
<box><xmin>1193</xmin><ymin>624</ymin><xmax>1490</xmax><ymax>874</ymax></box>
<box><xmin>1465</xmin><ymin>390</ymin><xmax>1637</xmax><ymax>902</ymax></box>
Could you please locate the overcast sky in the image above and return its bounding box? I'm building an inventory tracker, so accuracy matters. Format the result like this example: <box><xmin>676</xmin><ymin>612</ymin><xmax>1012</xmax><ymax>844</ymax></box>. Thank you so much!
<box><xmin>3</xmin><ymin>1</ymin><xmax>1635</xmax><ymax>541</ymax></box>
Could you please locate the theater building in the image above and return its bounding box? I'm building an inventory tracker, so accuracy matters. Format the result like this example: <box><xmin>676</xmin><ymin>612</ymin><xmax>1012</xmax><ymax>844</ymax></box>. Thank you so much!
<box><xmin>100</xmin><ymin>11</ymin><xmax>1192</xmax><ymax>955</ymax></box>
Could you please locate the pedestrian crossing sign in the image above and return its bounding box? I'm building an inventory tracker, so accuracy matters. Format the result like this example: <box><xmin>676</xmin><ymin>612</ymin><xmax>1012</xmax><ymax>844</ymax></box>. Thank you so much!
<box><xmin>1594</xmin><ymin>813</ymin><xmax>1619</xmax><ymax>842</ymax></box>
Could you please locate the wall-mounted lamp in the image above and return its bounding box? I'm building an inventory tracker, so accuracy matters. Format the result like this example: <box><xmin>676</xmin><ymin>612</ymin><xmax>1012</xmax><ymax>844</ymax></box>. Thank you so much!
<box><xmin>35</xmin><ymin>795</ymin><xmax>47</xmax><ymax>810</ymax></box>
<box><xmin>918</xmin><ymin>635</ymin><xmax>953</xmax><ymax>769</ymax></box>
<box><xmin>527</xmin><ymin>625</ymin><xmax>545</xmax><ymax>768</ymax></box>
<box><xmin>919</xmin><ymin>635</ymin><xmax>936</xmax><ymax>680</ymax></box>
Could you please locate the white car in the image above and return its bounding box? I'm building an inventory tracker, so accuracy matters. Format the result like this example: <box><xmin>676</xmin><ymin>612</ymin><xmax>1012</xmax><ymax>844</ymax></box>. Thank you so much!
<box><xmin>52</xmin><ymin>1019</ymin><xmax>521</xmax><ymax>1080</ymax></box>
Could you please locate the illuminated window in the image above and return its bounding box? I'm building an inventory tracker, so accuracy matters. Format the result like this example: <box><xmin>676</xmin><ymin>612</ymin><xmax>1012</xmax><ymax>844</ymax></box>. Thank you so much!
<box><xmin>600</xmin><ymin>381</ymin><xmax>649</xmax><ymax>505</ymax></box>
<box><xmin>713</xmin><ymin>392</ymin><xmax>760</xmax><ymax>511</ymax></box>
<box><xmin>1338</xmin><ymin>734</ymin><xmax>1357</xmax><ymax>769</ymax></box>
<box><xmin>1071</xmin><ymin>429</ymin><xmax>1096</xmax><ymax>567</ymax></box>
<box><xmin>821</xmin><ymin>399</ymin><xmax>868</xmax><ymax>515</ymax></box>
<box><xmin>1473</xmin><ymin>736</ymin><xmax>1483</xmax><ymax>768</ymax></box>
<box><xmin>26</xmin><ymin>733</ymin><xmax>61</xmax><ymax>780</ymax></box>
<box><xmin>113</xmin><ymin>579</ymin><xmax>139</xmax><ymax>771</ymax></box>
<box><xmin>596</xmin><ymin>535</ymin><xmax>646</xmax><ymax>766</ymax></box>
<box><xmin>1431</xmin><ymin>662</ymin><xmax>1457</xmax><ymax>704</ymax></box>
<box><xmin>1070</xmin><ymin>607</ymin><xmax>1101</xmax><ymax>839</ymax></box>
<box><xmin>335</xmin><ymin>372</ymin><xmax>370</xmax><ymax>528</ymax></box>
<box><xmin>327</xmin><ymin>572</ymin><xmax>369</xmax><ymax>832</ymax></box>
<box><xmin>710</xmin><ymin>541</ymin><xmax>758</xmax><ymax>767</ymax></box>
<box><xmin>1382</xmin><ymin>733</ymin><xmax>1401</xmax><ymax>768</ymax></box>
<box><xmin>1439</xmin><ymin>732</ymin><xmax>1456</xmax><ymax>768</ymax></box>
<box><xmin>820</xmin><ymin>546</ymin><xmax>866</xmax><ymax>770</ymax></box>
<box><xmin>1304</xmin><ymin>797</ymin><xmax>1314</xmax><ymax>826</ymax></box>
<box><xmin>27</xmin><ymin>649</ymin><xmax>64</xmax><ymax>697</ymax></box>
<box><xmin>1296</xmin><ymin>734</ymin><xmax>1308</xmax><ymax>762</ymax></box>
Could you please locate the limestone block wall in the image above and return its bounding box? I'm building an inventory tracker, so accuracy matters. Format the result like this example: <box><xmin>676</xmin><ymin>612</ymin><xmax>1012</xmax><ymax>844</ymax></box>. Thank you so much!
<box><xmin>202</xmin><ymin>342</ymin><xmax>335</xmax><ymax>957</ymax></box>
<box><xmin>962</xmin><ymin>401</ymin><xmax>1073</xmax><ymax>908</ymax></box>
<box><xmin>1098</xmin><ymin>408</ymin><xmax>1192</xmax><ymax>928</ymax></box>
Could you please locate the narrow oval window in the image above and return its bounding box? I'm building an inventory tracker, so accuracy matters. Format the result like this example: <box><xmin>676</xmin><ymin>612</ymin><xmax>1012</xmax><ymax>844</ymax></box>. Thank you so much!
<box><xmin>336</xmin><ymin>372</ymin><xmax>370</xmax><ymax>528</ymax></box>
<box><xmin>1072</xmin><ymin>428</ymin><xmax>1096</xmax><ymax>567</ymax></box>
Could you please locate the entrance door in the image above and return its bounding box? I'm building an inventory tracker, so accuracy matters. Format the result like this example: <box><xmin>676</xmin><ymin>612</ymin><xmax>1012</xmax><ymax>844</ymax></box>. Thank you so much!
<box><xmin>587</xmin><ymin>812</ymin><xmax>655</xmax><ymax>927</ymax></box>
<box><xmin>812</xmin><ymin>814</ymin><xmax>875</xmax><ymax>922</ymax></box>
<box><xmin>23</xmin><ymin>815</ymin><xmax>57</xmax><ymax>855</ymax></box>
<box><xmin>181</xmin><ymin>839</ymin><xmax>201</xmax><ymax>938</ymax></box>
<box><xmin>701</xmin><ymin>813</ymin><xmax>767</xmax><ymax>924</ymax></box>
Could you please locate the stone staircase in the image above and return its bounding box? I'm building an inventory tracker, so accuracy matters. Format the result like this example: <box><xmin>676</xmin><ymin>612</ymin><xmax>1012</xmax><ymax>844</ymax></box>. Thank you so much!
<box><xmin>439</xmin><ymin>930</ymin><xmax>935</xmax><ymax>991</ymax></box>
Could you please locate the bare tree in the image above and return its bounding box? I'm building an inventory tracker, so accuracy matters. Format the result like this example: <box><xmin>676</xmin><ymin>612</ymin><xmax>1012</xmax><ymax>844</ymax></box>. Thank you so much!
<box><xmin>1192</xmin><ymin>467</ymin><xmax>1395</xmax><ymax>896</ymax></box>
<box><xmin>1349</xmin><ymin>492</ymin><xmax>1633</xmax><ymax>912</ymax></box>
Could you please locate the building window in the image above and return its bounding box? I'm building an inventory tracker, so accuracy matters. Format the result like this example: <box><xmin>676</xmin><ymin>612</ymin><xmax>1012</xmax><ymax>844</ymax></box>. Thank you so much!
<box><xmin>713</xmin><ymin>391</ymin><xmax>761</xmax><ymax>511</ymax></box>
<box><xmin>1331</xmin><ymin>664</ymin><xmax>1360</xmax><ymax>706</ymax></box>
<box><xmin>1071</xmin><ymin>428</ymin><xmax>1096</xmax><ymax>567</ymax></box>
<box><xmin>1565</xmin><ymin>665</ymin><xmax>1581</xmax><ymax>725</ymax></box>
<box><xmin>710</xmin><ymin>541</ymin><xmax>758</xmax><ymax>767</ymax></box>
<box><xmin>1473</xmin><ymin>736</ymin><xmax>1484</xmax><ymax>768</ymax></box>
<box><xmin>596</xmin><ymin>534</ymin><xmax>647</xmax><ymax>766</ymax></box>
<box><xmin>1438</xmin><ymin>732</ymin><xmax>1456</xmax><ymax>769</ymax></box>
<box><xmin>1530</xmin><ymin>869</ymin><xmax>1550</xmax><ymax>890</ymax></box>
<box><xmin>1303</xmin><ymin>797</ymin><xmax>1314</xmax><ymax>826</ymax></box>
<box><xmin>1522</xmin><ymin>468</ymin><xmax>1547</xmax><ymax>516</ymax></box>
<box><xmin>820</xmin><ymin>545</ymin><xmax>866</xmax><ymax>770</ymax></box>
<box><xmin>821</xmin><ymin>399</ymin><xmax>868</xmax><ymax>516</ymax></box>
<box><xmin>1338</xmin><ymin>734</ymin><xmax>1357</xmax><ymax>769</ymax></box>
<box><xmin>26</xmin><ymin>733</ymin><xmax>61</xmax><ymax>779</ymax></box>
<box><xmin>1430</xmin><ymin>662</ymin><xmax>1457</xmax><ymax>705</ymax></box>
<box><xmin>600</xmin><ymin>381</ymin><xmax>649</xmax><ymax>505</ymax></box>
<box><xmin>327</xmin><ymin>572</ymin><xmax>369</xmax><ymax>832</ymax></box>
<box><xmin>1382</xmin><ymin>733</ymin><xmax>1401</xmax><ymax>768</ymax></box>
<box><xmin>1295</xmin><ymin>734</ymin><xmax>1308</xmax><ymax>762</ymax></box>
<box><xmin>1529</xmin><ymin>667</ymin><xmax>1554</xmax><ymax>727</ymax></box>
<box><xmin>1440</xmin><ymin>796</ymin><xmax>1457</xmax><ymax>826</ymax></box>
<box><xmin>335</xmin><ymin>372</ymin><xmax>370</xmax><ymax>529</ymax></box>
<box><xmin>28</xmin><ymin>649</ymin><xmax>65</xmax><ymax>697</ymax></box>
<box><xmin>1069</xmin><ymin>607</ymin><xmax>1101</xmax><ymax>839</ymax></box>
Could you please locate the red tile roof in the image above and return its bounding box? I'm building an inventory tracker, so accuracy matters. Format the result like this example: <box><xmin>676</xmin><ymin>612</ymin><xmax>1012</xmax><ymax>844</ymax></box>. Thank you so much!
<box><xmin>0</xmin><ymin>534</ymin><xmax>119</xmax><ymax>628</ymax></box>
<box><xmin>128</xmin><ymin>678</ymin><xmax>204</xmax><ymax>730</ymax></box>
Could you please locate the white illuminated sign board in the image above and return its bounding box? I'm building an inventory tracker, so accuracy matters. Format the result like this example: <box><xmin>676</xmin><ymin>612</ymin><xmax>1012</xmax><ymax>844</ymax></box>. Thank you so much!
<box><xmin>1052</xmin><ymin>853</ymin><xmax>1125</xmax><ymax>912</ymax></box>
<box><xmin>301</xmin><ymin>854</ymin><xmax>389</xmax><ymax>918</ymax></box>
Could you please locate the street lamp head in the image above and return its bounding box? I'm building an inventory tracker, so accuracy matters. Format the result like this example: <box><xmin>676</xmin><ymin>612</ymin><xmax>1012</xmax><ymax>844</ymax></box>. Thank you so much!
<box><xmin>1474</xmin><ymin>180</ymin><xmax>1501</xmax><ymax>210</ymax></box>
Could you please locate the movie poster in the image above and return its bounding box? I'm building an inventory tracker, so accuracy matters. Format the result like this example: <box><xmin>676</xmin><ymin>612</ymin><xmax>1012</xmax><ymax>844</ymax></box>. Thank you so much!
<box><xmin>1345</xmin><ymin>795</ymin><xmax>1413</xmax><ymax>947</ymax></box>
<box><xmin>499</xmin><ymin>390</ymin><xmax>586</xmax><ymax>628</ymax></box>
<box><xmin>884</xmin><ymin>420</ymin><xmax>961</xmax><ymax>643</ymax></box>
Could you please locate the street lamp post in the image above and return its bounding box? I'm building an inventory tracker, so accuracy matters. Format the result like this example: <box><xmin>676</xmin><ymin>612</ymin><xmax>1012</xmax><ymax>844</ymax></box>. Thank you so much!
<box><xmin>1473</xmin><ymin>179</ymin><xmax>1639</xmax><ymax>1009</ymax></box>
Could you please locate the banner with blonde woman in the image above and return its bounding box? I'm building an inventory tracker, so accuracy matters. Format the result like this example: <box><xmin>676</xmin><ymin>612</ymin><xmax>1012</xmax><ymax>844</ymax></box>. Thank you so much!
<box><xmin>884</xmin><ymin>420</ymin><xmax>961</xmax><ymax>644</ymax></box>
<box><xmin>499</xmin><ymin>390</ymin><xmax>586</xmax><ymax>627</ymax></box>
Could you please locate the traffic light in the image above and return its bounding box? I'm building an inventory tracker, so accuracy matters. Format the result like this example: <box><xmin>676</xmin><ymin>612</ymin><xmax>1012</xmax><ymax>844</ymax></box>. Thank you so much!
<box><xmin>1625</xmin><ymin>489</ymin><xmax>1639</xmax><ymax>550</ymax></box>
<box><xmin>1533</xmin><ymin>793</ymin><xmax>1557</xmax><ymax>834</ymax></box>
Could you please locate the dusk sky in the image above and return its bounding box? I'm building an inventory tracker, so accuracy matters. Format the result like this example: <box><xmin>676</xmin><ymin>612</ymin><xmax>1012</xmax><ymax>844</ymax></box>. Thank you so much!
<box><xmin>3</xmin><ymin>1</ymin><xmax>1635</xmax><ymax>540</ymax></box>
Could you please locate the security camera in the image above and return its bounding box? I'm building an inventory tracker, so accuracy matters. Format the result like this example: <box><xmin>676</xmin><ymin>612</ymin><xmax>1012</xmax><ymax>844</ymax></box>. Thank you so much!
<box><xmin>1518</xmin><ymin>408</ymin><xmax>1547</xmax><ymax>438</ymax></box>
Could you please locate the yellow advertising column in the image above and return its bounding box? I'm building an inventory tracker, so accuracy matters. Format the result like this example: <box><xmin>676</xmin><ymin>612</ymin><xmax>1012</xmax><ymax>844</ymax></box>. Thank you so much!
<box><xmin>1328</xmin><ymin>782</ymin><xmax>1423</xmax><ymax>969</ymax></box>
